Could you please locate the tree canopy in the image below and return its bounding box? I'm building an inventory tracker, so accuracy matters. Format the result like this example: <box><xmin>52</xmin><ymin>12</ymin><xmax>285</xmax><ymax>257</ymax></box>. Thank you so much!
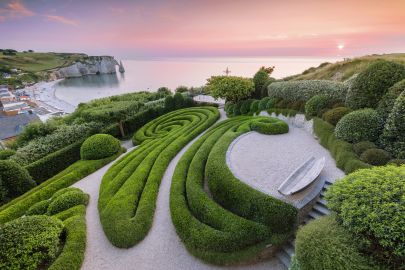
<box><xmin>206</xmin><ymin>76</ymin><xmax>254</xmax><ymax>103</ymax></box>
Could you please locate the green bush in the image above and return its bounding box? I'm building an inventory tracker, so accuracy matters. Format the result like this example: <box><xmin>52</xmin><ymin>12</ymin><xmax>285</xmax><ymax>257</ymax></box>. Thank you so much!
<box><xmin>250</xmin><ymin>100</ymin><xmax>260</xmax><ymax>114</ymax></box>
<box><xmin>250</xmin><ymin>118</ymin><xmax>289</xmax><ymax>135</ymax></box>
<box><xmin>335</xmin><ymin>109</ymin><xmax>383</xmax><ymax>143</ymax></box>
<box><xmin>313</xmin><ymin>118</ymin><xmax>371</xmax><ymax>174</ymax></box>
<box><xmin>322</xmin><ymin>107</ymin><xmax>352</xmax><ymax>126</ymax></box>
<box><xmin>266</xmin><ymin>98</ymin><xmax>276</xmax><ymax>109</ymax></box>
<box><xmin>326</xmin><ymin>165</ymin><xmax>405</xmax><ymax>268</ymax></box>
<box><xmin>387</xmin><ymin>159</ymin><xmax>405</xmax><ymax>166</ymax></box>
<box><xmin>26</xmin><ymin>200</ymin><xmax>50</xmax><ymax>215</ymax></box>
<box><xmin>99</xmin><ymin>107</ymin><xmax>219</xmax><ymax>248</ymax></box>
<box><xmin>380</xmin><ymin>90</ymin><xmax>405</xmax><ymax>158</ymax></box>
<box><xmin>173</xmin><ymin>92</ymin><xmax>185</xmax><ymax>108</ymax></box>
<box><xmin>304</xmin><ymin>95</ymin><xmax>330</xmax><ymax>117</ymax></box>
<box><xmin>0</xmin><ymin>160</ymin><xmax>36</xmax><ymax>203</ymax></box>
<box><xmin>0</xmin><ymin>150</ymin><xmax>15</xmax><ymax>160</ymax></box>
<box><xmin>268</xmin><ymin>80</ymin><xmax>348</xmax><ymax>102</ymax></box>
<box><xmin>164</xmin><ymin>95</ymin><xmax>175</xmax><ymax>111</ymax></box>
<box><xmin>0</xmin><ymin>215</ymin><xmax>64</xmax><ymax>270</ymax></box>
<box><xmin>258</xmin><ymin>97</ymin><xmax>271</xmax><ymax>111</ymax></box>
<box><xmin>170</xmin><ymin>116</ymin><xmax>297</xmax><ymax>265</ymax></box>
<box><xmin>239</xmin><ymin>99</ymin><xmax>254</xmax><ymax>115</ymax></box>
<box><xmin>360</xmin><ymin>148</ymin><xmax>391</xmax><ymax>166</ymax></box>
<box><xmin>80</xmin><ymin>134</ymin><xmax>121</xmax><ymax>160</ymax></box>
<box><xmin>353</xmin><ymin>141</ymin><xmax>377</xmax><ymax>156</ymax></box>
<box><xmin>346</xmin><ymin>60</ymin><xmax>405</xmax><ymax>109</ymax></box>
<box><xmin>233</xmin><ymin>102</ymin><xmax>242</xmax><ymax>116</ymax></box>
<box><xmin>175</xmin><ymin>85</ymin><xmax>188</xmax><ymax>93</ymax></box>
<box><xmin>295</xmin><ymin>216</ymin><xmax>378</xmax><ymax>270</ymax></box>
<box><xmin>206</xmin><ymin>76</ymin><xmax>254</xmax><ymax>103</ymax></box>
<box><xmin>47</xmin><ymin>190</ymin><xmax>89</xmax><ymax>215</ymax></box>
<box><xmin>377</xmin><ymin>79</ymin><xmax>405</xmax><ymax>121</ymax></box>
<box><xmin>253</xmin><ymin>68</ymin><xmax>269</xmax><ymax>99</ymax></box>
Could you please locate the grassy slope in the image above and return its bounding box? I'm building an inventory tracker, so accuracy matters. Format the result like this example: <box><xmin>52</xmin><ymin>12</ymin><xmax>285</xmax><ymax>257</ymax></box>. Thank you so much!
<box><xmin>285</xmin><ymin>53</ymin><xmax>405</xmax><ymax>81</ymax></box>
<box><xmin>0</xmin><ymin>52</ymin><xmax>86</xmax><ymax>72</ymax></box>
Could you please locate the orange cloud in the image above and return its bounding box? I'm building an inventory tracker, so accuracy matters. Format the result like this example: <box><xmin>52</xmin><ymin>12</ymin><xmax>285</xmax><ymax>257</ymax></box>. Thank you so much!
<box><xmin>44</xmin><ymin>15</ymin><xmax>78</xmax><ymax>26</ymax></box>
<box><xmin>0</xmin><ymin>0</ymin><xmax>34</xmax><ymax>19</ymax></box>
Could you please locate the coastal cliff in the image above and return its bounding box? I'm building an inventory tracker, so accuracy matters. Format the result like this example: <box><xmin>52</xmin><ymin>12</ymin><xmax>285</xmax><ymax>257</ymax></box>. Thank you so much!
<box><xmin>51</xmin><ymin>56</ymin><xmax>120</xmax><ymax>79</ymax></box>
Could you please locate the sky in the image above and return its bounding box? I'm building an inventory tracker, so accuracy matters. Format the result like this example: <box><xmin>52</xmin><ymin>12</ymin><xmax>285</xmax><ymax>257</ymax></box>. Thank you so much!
<box><xmin>0</xmin><ymin>0</ymin><xmax>404</xmax><ymax>58</ymax></box>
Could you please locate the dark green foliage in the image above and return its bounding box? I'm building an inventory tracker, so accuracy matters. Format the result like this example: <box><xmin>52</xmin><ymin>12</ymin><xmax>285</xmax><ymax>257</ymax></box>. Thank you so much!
<box><xmin>380</xmin><ymin>91</ymin><xmax>405</xmax><ymax>158</ymax></box>
<box><xmin>387</xmin><ymin>159</ymin><xmax>405</xmax><ymax>166</ymax></box>
<box><xmin>164</xmin><ymin>95</ymin><xmax>175</xmax><ymax>111</ymax></box>
<box><xmin>183</xmin><ymin>96</ymin><xmax>195</xmax><ymax>107</ymax></box>
<box><xmin>25</xmin><ymin>140</ymin><xmax>82</xmax><ymax>184</ymax></box>
<box><xmin>250</xmin><ymin>100</ymin><xmax>260</xmax><ymax>114</ymax></box>
<box><xmin>170</xmin><ymin>116</ymin><xmax>297</xmax><ymax>265</ymax></box>
<box><xmin>353</xmin><ymin>141</ymin><xmax>377</xmax><ymax>156</ymax></box>
<box><xmin>295</xmin><ymin>216</ymin><xmax>378</xmax><ymax>270</ymax></box>
<box><xmin>225</xmin><ymin>103</ymin><xmax>235</xmax><ymax>117</ymax></box>
<box><xmin>173</xmin><ymin>92</ymin><xmax>185</xmax><ymax>108</ymax></box>
<box><xmin>266</xmin><ymin>98</ymin><xmax>276</xmax><ymax>109</ymax></box>
<box><xmin>26</xmin><ymin>200</ymin><xmax>50</xmax><ymax>215</ymax></box>
<box><xmin>0</xmin><ymin>215</ymin><xmax>64</xmax><ymax>270</ymax></box>
<box><xmin>377</xmin><ymin>79</ymin><xmax>405</xmax><ymax>121</ymax></box>
<box><xmin>0</xmin><ymin>160</ymin><xmax>35</xmax><ymax>203</ymax></box>
<box><xmin>253</xmin><ymin>68</ymin><xmax>269</xmax><ymax>98</ymax></box>
<box><xmin>250</xmin><ymin>118</ymin><xmax>289</xmax><ymax>135</ymax></box>
<box><xmin>99</xmin><ymin>107</ymin><xmax>219</xmax><ymax>248</ymax></box>
<box><xmin>175</xmin><ymin>85</ymin><xmax>188</xmax><ymax>93</ymax></box>
<box><xmin>0</xmin><ymin>149</ymin><xmax>15</xmax><ymax>160</ymax></box>
<box><xmin>14</xmin><ymin>121</ymin><xmax>57</xmax><ymax>148</ymax></box>
<box><xmin>360</xmin><ymin>148</ymin><xmax>391</xmax><ymax>166</ymax></box>
<box><xmin>288</xmin><ymin>100</ymin><xmax>306</xmax><ymax>112</ymax></box>
<box><xmin>326</xmin><ymin>165</ymin><xmax>405</xmax><ymax>268</ymax></box>
<box><xmin>346</xmin><ymin>60</ymin><xmax>405</xmax><ymax>109</ymax></box>
<box><xmin>322</xmin><ymin>107</ymin><xmax>352</xmax><ymax>126</ymax></box>
<box><xmin>313</xmin><ymin>118</ymin><xmax>371</xmax><ymax>174</ymax></box>
<box><xmin>304</xmin><ymin>95</ymin><xmax>330</xmax><ymax>117</ymax></box>
<box><xmin>240</xmin><ymin>99</ymin><xmax>255</xmax><ymax>115</ymax></box>
<box><xmin>258</xmin><ymin>97</ymin><xmax>271</xmax><ymax>111</ymax></box>
<box><xmin>335</xmin><ymin>109</ymin><xmax>383</xmax><ymax>143</ymax></box>
<box><xmin>157</xmin><ymin>87</ymin><xmax>171</xmax><ymax>95</ymax></box>
<box><xmin>80</xmin><ymin>134</ymin><xmax>121</xmax><ymax>160</ymax></box>
<box><xmin>47</xmin><ymin>191</ymin><xmax>89</xmax><ymax>216</ymax></box>
<box><xmin>233</xmin><ymin>101</ymin><xmax>242</xmax><ymax>116</ymax></box>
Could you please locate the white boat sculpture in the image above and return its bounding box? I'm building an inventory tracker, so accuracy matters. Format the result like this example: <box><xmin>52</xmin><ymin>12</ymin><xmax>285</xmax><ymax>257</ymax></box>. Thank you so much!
<box><xmin>278</xmin><ymin>156</ymin><xmax>326</xmax><ymax>196</ymax></box>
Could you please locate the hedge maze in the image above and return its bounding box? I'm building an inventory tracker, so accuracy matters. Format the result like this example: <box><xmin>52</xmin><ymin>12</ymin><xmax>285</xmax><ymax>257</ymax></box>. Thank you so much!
<box><xmin>170</xmin><ymin>116</ymin><xmax>298</xmax><ymax>265</ymax></box>
<box><xmin>98</xmin><ymin>107</ymin><xmax>220</xmax><ymax>248</ymax></box>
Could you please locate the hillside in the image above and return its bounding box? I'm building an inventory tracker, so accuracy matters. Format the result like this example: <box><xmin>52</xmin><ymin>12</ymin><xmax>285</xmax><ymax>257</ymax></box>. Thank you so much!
<box><xmin>284</xmin><ymin>53</ymin><xmax>405</xmax><ymax>82</ymax></box>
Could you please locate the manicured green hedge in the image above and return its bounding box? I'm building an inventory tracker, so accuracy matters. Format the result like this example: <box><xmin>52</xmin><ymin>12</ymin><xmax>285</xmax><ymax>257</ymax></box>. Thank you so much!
<box><xmin>268</xmin><ymin>80</ymin><xmax>348</xmax><ymax>102</ymax></box>
<box><xmin>352</xmin><ymin>141</ymin><xmax>377</xmax><ymax>156</ymax></box>
<box><xmin>377</xmin><ymin>79</ymin><xmax>405</xmax><ymax>121</ymax></box>
<box><xmin>80</xmin><ymin>134</ymin><xmax>121</xmax><ymax>160</ymax></box>
<box><xmin>0</xmin><ymin>149</ymin><xmax>15</xmax><ymax>160</ymax></box>
<box><xmin>322</xmin><ymin>107</ymin><xmax>351</xmax><ymax>126</ymax></box>
<box><xmin>360</xmin><ymin>148</ymin><xmax>391</xmax><ymax>166</ymax></box>
<box><xmin>170</xmin><ymin>116</ymin><xmax>297</xmax><ymax>265</ymax></box>
<box><xmin>326</xmin><ymin>165</ymin><xmax>405</xmax><ymax>268</ymax></box>
<box><xmin>47</xmin><ymin>190</ymin><xmax>89</xmax><ymax>215</ymax></box>
<box><xmin>250</xmin><ymin>117</ymin><xmax>289</xmax><ymax>134</ymax></box>
<box><xmin>0</xmin><ymin>215</ymin><xmax>64</xmax><ymax>270</ymax></box>
<box><xmin>295</xmin><ymin>216</ymin><xmax>378</xmax><ymax>270</ymax></box>
<box><xmin>304</xmin><ymin>95</ymin><xmax>330</xmax><ymax>117</ymax></box>
<box><xmin>313</xmin><ymin>117</ymin><xmax>371</xmax><ymax>174</ymax></box>
<box><xmin>98</xmin><ymin>107</ymin><xmax>219</xmax><ymax>248</ymax></box>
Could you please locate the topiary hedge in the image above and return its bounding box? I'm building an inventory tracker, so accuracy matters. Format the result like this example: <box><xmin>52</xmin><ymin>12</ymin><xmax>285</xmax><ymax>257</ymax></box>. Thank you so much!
<box><xmin>250</xmin><ymin>100</ymin><xmax>260</xmax><ymax>114</ymax></box>
<box><xmin>346</xmin><ymin>60</ymin><xmax>405</xmax><ymax>109</ymax></box>
<box><xmin>26</xmin><ymin>200</ymin><xmax>50</xmax><ymax>216</ymax></box>
<box><xmin>0</xmin><ymin>215</ymin><xmax>64</xmax><ymax>270</ymax></box>
<box><xmin>326</xmin><ymin>165</ymin><xmax>405</xmax><ymax>268</ymax></box>
<box><xmin>360</xmin><ymin>148</ymin><xmax>391</xmax><ymax>166</ymax></box>
<box><xmin>377</xmin><ymin>79</ymin><xmax>405</xmax><ymax>122</ymax></box>
<box><xmin>80</xmin><ymin>134</ymin><xmax>121</xmax><ymax>160</ymax></box>
<box><xmin>352</xmin><ymin>141</ymin><xmax>377</xmax><ymax>156</ymax></box>
<box><xmin>295</xmin><ymin>215</ymin><xmax>378</xmax><ymax>270</ymax></box>
<box><xmin>322</xmin><ymin>107</ymin><xmax>352</xmax><ymax>126</ymax></box>
<box><xmin>268</xmin><ymin>80</ymin><xmax>348</xmax><ymax>103</ymax></box>
<box><xmin>0</xmin><ymin>150</ymin><xmax>15</xmax><ymax>160</ymax></box>
<box><xmin>304</xmin><ymin>95</ymin><xmax>330</xmax><ymax>117</ymax></box>
<box><xmin>258</xmin><ymin>97</ymin><xmax>271</xmax><ymax>111</ymax></box>
<box><xmin>335</xmin><ymin>109</ymin><xmax>383</xmax><ymax>143</ymax></box>
<box><xmin>240</xmin><ymin>99</ymin><xmax>255</xmax><ymax>115</ymax></box>
<box><xmin>250</xmin><ymin>118</ymin><xmax>289</xmax><ymax>134</ymax></box>
<box><xmin>47</xmin><ymin>190</ymin><xmax>89</xmax><ymax>215</ymax></box>
<box><xmin>0</xmin><ymin>160</ymin><xmax>36</xmax><ymax>204</ymax></box>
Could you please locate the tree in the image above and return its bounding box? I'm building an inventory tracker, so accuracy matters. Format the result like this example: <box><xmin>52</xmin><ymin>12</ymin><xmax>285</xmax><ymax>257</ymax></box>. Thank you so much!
<box><xmin>175</xmin><ymin>85</ymin><xmax>188</xmax><ymax>93</ymax></box>
<box><xmin>157</xmin><ymin>87</ymin><xmax>171</xmax><ymax>95</ymax></box>
<box><xmin>206</xmin><ymin>76</ymin><xmax>254</xmax><ymax>103</ymax></box>
<box><xmin>173</xmin><ymin>92</ymin><xmax>184</xmax><ymax>109</ymax></box>
<box><xmin>253</xmin><ymin>67</ymin><xmax>272</xmax><ymax>99</ymax></box>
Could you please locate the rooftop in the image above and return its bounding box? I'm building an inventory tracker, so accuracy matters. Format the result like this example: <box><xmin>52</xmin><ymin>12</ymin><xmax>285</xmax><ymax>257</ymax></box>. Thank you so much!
<box><xmin>0</xmin><ymin>113</ymin><xmax>40</xmax><ymax>140</ymax></box>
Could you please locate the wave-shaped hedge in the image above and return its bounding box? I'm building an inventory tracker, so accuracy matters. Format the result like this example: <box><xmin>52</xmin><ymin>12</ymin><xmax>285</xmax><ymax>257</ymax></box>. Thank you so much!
<box><xmin>98</xmin><ymin>107</ymin><xmax>219</xmax><ymax>248</ymax></box>
<box><xmin>170</xmin><ymin>116</ymin><xmax>297</xmax><ymax>265</ymax></box>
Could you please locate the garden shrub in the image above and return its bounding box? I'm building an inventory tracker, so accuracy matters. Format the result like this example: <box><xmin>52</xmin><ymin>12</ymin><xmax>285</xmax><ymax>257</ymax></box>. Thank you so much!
<box><xmin>360</xmin><ymin>148</ymin><xmax>391</xmax><ymax>166</ymax></box>
<box><xmin>173</xmin><ymin>92</ymin><xmax>185</xmax><ymax>109</ymax></box>
<box><xmin>250</xmin><ymin>118</ymin><xmax>289</xmax><ymax>134</ymax></box>
<box><xmin>353</xmin><ymin>141</ymin><xmax>377</xmax><ymax>156</ymax></box>
<box><xmin>250</xmin><ymin>100</ymin><xmax>260</xmax><ymax>114</ymax></box>
<box><xmin>170</xmin><ymin>116</ymin><xmax>297</xmax><ymax>265</ymax></box>
<box><xmin>0</xmin><ymin>160</ymin><xmax>35</xmax><ymax>203</ymax></box>
<box><xmin>0</xmin><ymin>215</ymin><xmax>64</xmax><ymax>270</ymax></box>
<box><xmin>26</xmin><ymin>200</ymin><xmax>50</xmax><ymax>215</ymax></box>
<box><xmin>322</xmin><ymin>107</ymin><xmax>351</xmax><ymax>126</ymax></box>
<box><xmin>80</xmin><ymin>134</ymin><xmax>121</xmax><ymax>160</ymax></box>
<box><xmin>288</xmin><ymin>100</ymin><xmax>306</xmax><ymax>112</ymax></box>
<box><xmin>295</xmin><ymin>216</ymin><xmax>378</xmax><ymax>270</ymax></box>
<box><xmin>233</xmin><ymin>102</ymin><xmax>242</xmax><ymax>116</ymax></box>
<box><xmin>326</xmin><ymin>165</ymin><xmax>405</xmax><ymax>268</ymax></box>
<box><xmin>313</xmin><ymin>118</ymin><xmax>371</xmax><ymax>174</ymax></box>
<box><xmin>240</xmin><ymin>99</ymin><xmax>255</xmax><ymax>115</ymax></box>
<box><xmin>258</xmin><ymin>97</ymin><xmax>271</xmax><ymax>111</ymax></box>
<box><xmin>335</xmin><ymin>109</ymin><xmax>383</xmax><ymax>143</ymax></box>
<box><xmin>387</xmin><ymin>159</ymin><xmax>405</xmax><ymax>166</ymax></box>
<box><xmin>304</xmin><ymin>95</ymin><xmax>330</xmax><ymax>117</ymax></box>
<box><xmin>206</xmin><ymin>75</ymin><xmax>254</xmax><ymax>103</ymax></box>
<box><xmin>99</xmin><ymin>107</ymin><xmax>219</xmax><ymax>248</ymax></box>
<box><xmin>377</xmin><ymin>79</ymin><xmax>405</xmax><ymax>121</ymax></box>
<box><xmin>268</xmin><ymin>80</ymin><xmax>348</xmax><ymax>102</ymax></box>
<box><xmin>47</xmin><ymin>190</ymin><xmax>89</xmax><ymax>215</ymax></box>
<box><xmin>175</xmin><ymin>85</ymin><xmax>188</xmax><ymax>93</ymax></box>
<box><xmin>0</xmin><ymin>149</ymin><xmax>15</xmax><ymax>160</ymax></box>
<box><xmin>253</xmin><ymin>68</ymin><xmax>270</xmax><ymax>99</ymax></box>
<box><xmin>380</xmin><ymin>90</ymin><xmax>405</xmax><ymax>158</ymax></box>
<box><xmin>346</xmin><ymin>60</ymin><xmax>405</xmax><ymax>109</ymax></box>
<box><xmin>164</xmin><ymin>95</ymin><xmax>175</xmax><ymax>111</ymax></box>
<box><xmin>266</xmin><ymin>98</ymin><xmax>276</xmax><ymax>109</ymax></box>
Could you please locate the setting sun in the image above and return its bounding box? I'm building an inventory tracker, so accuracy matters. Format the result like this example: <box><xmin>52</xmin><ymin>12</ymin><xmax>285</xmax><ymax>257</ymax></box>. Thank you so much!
<box><xmin>338</xmin><ymin>44</ymin><xmax>345</xmax><ymax>50</ymax></box>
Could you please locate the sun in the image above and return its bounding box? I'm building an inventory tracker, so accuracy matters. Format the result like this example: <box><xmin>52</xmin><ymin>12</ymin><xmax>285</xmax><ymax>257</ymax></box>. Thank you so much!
<box><xmin>337</xmin><ymin>44</ymin><xmax>345</xmax><ymax>50</ymax></box>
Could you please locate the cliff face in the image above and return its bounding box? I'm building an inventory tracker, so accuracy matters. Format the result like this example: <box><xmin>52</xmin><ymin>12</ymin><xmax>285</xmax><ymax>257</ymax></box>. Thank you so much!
<box><xmin>52</xmin><ymin>56</ymin><xmax>119</xmax><ymax>79</ymax></box>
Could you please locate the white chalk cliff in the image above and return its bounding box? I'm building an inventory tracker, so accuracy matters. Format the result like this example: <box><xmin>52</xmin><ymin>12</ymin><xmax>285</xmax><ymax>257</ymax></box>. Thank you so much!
<box><xmin>52</xmin><ymin>56</ymin><xmax>122</xmax><ymax>79</ymax></box>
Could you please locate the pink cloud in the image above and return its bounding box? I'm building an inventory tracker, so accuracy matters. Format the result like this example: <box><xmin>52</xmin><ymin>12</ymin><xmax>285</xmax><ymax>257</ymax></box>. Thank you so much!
<box><xmin>0</xmin><ymin>0</ymin><xmax>34</xmax><ymax>19</ymax></box>
<box><xmin>44</xmin><ymin>15</ymin><xmax>78</xmax><ymax>26</ymax></box>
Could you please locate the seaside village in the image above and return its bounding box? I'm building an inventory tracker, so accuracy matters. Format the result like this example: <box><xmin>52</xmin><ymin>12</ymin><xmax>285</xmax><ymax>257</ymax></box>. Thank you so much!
<box><xmin>0</xmin><ymin>84</ymin><xmax>64</xmax><ymax>148</ymax></box>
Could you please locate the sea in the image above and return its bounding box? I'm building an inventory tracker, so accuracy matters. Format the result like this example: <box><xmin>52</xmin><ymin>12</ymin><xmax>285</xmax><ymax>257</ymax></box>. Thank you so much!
<box><xmin>54</xmin><ymin>57</ymin><xmax>340</xmax><ymax>106</ymax></box>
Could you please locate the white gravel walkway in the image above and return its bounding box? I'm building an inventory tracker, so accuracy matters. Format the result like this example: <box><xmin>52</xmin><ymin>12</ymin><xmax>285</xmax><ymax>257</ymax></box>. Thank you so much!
<box><xmin>72</xmin><ymin>109</ymin><xmax>285</xmax><ymax>270</ymax></box>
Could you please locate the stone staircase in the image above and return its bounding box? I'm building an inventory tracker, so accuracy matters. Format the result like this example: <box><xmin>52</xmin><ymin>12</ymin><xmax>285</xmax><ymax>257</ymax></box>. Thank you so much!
<box><xmin>276</xmin><ymin>180</ymin><xmax>333</xmax><ymax>269</ymax></box>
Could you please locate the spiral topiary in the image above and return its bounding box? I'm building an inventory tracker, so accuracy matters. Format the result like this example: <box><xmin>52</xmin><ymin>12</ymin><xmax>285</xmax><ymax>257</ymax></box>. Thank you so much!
<box><xmin>80</xmin><ymin>134</ymin><xmax>121</xmax><ymax>160</ymax></box>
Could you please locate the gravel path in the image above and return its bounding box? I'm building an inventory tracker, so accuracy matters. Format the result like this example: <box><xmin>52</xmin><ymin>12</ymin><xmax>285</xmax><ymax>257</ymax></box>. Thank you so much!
<box><xmin>73</xmin><ymin>109</ymin><xmax>285</xmax><ymax>270</ymax></box>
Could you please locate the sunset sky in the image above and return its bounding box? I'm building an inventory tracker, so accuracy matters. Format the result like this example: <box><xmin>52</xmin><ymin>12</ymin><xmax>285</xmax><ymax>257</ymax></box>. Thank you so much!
<box><xmin>1</xmin><ymin>0</ymin><xmax>404</xmax><ymax>58</ymax></box>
